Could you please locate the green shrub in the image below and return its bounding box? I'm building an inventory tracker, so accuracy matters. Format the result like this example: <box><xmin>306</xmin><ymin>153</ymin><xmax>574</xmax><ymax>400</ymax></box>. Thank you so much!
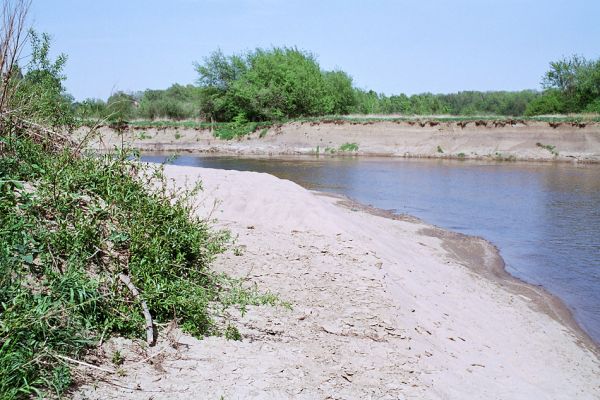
<box><xmin>524</xmin><ymin>90</ymin><xmax>565</xmax><ymax>115</ymax></box>
<box><xmin>339</xmin><ymin>142</ymin><xmax>359</xmax><ymax>152</ymax></box>
<box><xmin>0</xmin><ymin>138</ymin><xmax>278</xmax><ymax>397</ymax></box>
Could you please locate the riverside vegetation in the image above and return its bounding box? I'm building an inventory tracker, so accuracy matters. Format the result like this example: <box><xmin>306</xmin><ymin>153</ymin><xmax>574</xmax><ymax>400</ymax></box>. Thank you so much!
<box><xmin>0</xmin><ymin>2</ymin><xmax>278</xmax><ymax>398</ymax></box>
<box><xmin>74</xmin><ymin>50</ymin><xmax>600</xmax><ymax>140</ymax></box>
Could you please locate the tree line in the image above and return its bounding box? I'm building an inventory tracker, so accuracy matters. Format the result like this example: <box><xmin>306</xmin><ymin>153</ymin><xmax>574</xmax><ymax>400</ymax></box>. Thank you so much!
<box><xmin>72</xmin><ymin>49</ymin><xmax>600</xmax><ymax>122</ymax></box>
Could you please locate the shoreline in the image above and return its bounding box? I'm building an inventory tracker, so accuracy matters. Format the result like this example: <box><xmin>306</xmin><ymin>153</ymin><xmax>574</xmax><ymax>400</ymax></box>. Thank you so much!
<box><xmin>320</xmin><ymin>191</ymin><xmax>599</xmax><ymax>355</ymax></box>
<box><xmin>75</xmin><ymin>165</ymin><xmax>599</xmax><ymax>399</ymax></box>
<box><xmin>84</xmin><ymin>119</ymin><xmax>600</xmax><ymax>164</ymax></box>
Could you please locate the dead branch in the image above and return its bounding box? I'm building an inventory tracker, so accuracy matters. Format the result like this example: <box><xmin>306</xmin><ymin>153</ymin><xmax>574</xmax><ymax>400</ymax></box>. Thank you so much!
<box><xmin>118</xmin><ymin>273</ymin><xmax>155</xmax><ymax>346</ymax></box>
<box><xmin>53</xmin><ymin>353</ymin><xmax>116</xmax><ymax>374</ymax></box>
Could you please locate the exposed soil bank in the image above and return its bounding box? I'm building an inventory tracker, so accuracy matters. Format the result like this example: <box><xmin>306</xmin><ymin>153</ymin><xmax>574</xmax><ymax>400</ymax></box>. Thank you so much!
<box><xmin>84</xmin><ymin>120</ymin><xmax>600</xmax><ymax>163</ymax></box>
<box><xmin>75</xmin><ymin>166</ymin><xmax>598</xmax><ymax>399</ymax></box>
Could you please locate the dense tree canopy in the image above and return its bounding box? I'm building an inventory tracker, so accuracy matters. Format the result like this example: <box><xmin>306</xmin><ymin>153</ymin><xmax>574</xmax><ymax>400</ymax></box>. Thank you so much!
<box><xmin>525</xmin><ymin>55</ymin><xmax>600</xmax><ymax>115</ymax></box>
<box><xmin>74</xmin><ymin>51</ymin><xmax>600</xmax><ymax>122</ymax></box>
<box><xmin>194</xmin><ymin>47</ymin><xmax>356</xmax><ymax>121</ymax></box>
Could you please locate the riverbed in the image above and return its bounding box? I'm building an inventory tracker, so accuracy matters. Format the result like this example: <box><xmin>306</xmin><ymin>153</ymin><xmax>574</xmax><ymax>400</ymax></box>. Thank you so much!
<box><xmin>142</xmin><ymin>154</ymin><xmax>600</xmax><ymax>344</ymax></box>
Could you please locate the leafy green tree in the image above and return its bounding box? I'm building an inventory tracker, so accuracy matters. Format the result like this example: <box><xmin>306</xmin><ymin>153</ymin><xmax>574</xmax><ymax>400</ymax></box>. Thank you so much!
<box><xmin>12</xmin><ymin>31</ymin><xmax>75</xmax><ymax>129</ymax></box>
<box><xmin>540</xmin><ymin>55</ymin><xmax>600</xmax><ymax>113</ymax></box>
<box><xmin>322</xmin><ymin>70</ymin><xmax>356</xmax><ymax>114</ymax></box>
<box><xmin>75</xmin><ymin>98</ymin><xmax>108</xmax><ymax>119</ymax></box>
<box><xmin>524</xmin><ymin>89</ymin><xmax>564</xmax><ymax>116</ymax></box>
<box><xmin>106</xmin><ymin>91</ymin><xmax>136</xmax><ymax>122</ymax></box>
<box><xmin>194</xmin><ymin>47</ymin><xmax>357</xmax><ymax>121</ymax></box>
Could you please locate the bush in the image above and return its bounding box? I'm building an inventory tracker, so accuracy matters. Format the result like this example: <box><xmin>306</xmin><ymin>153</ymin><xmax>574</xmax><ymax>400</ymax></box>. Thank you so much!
<box><xmin>524</xmin><ymin>90</ymin><xmax>565</xmax><ymax>116</ymax></box>
<box><xmin>194</xmin><ymin>47</ymin><xmax>356</xmax><ymax>121</ymax></box>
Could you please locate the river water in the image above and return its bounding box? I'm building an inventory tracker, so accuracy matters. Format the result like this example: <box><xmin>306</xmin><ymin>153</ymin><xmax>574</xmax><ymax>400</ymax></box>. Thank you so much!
<box><xmin>142</xmin><ymin>154</ymin><xmax>600</xmax><ymax>344</ymax></box>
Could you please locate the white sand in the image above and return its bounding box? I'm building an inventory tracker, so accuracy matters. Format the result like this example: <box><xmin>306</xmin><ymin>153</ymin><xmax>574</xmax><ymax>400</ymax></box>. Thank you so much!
<box><xmin>75</xmin><ymin>165</ymin><xmax>599</xmax><ymax>399</ymax></box>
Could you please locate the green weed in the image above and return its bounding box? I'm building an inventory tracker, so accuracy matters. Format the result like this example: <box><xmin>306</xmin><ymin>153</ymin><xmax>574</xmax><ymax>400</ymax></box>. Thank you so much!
<box><xmin>536</xmin><ymin>142</ymin><xmax>559</xmax><ymax>156</ymax></box>
<box><xmin>339</xmin><ymin>142</ymin><xmax>359</xmax><ymax>152</ymax></box>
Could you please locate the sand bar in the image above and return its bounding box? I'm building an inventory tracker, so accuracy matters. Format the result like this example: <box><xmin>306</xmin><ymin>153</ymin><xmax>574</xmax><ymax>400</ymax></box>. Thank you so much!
<box><xmin>75</xmin><ymin>165</ymin><xmax>599</xmax><ymax>399</ymax></box>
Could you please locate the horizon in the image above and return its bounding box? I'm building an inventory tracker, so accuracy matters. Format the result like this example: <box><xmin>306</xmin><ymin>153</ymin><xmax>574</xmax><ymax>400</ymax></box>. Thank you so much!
<box><xmin>31</xmin><ymin>0</ymin><xmax>600</xmax><ymax>101</ymax></box>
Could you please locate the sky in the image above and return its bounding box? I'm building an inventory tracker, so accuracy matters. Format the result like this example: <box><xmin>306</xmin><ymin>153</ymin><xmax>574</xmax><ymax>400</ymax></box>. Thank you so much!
<box><xmin>29</xmin><ymin>0</ymin><xmax>600</xmax><ymax>101</ymax></box>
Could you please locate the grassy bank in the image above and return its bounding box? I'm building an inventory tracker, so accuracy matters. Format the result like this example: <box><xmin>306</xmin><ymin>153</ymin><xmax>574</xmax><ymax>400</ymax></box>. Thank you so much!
<box><xmin>0</xmin><ymin>136</ymin><xmax>277</xmax><ymax>398</ymax></box>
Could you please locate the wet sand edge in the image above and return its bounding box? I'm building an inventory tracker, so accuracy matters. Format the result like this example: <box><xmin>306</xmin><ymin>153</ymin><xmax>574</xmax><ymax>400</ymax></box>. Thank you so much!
<box><xmin>315</xmin><ymin>191</ymin><xmax>600</xmax><ymax>358</ymax></box>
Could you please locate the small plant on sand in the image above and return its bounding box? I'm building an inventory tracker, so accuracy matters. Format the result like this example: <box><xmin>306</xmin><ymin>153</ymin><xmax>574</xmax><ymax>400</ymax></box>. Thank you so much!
<box><xmin>493</xmin><ymin>152</ymin><xmax>517</xmax><ymax>161</ymax></box>
<box><xmin>174</xmin><ymin>132</ymin><xmax>182</xmax><ymax>140</ymax></box>
<box><xmin>224</xmin><ymin>324</ymin><xmax>242</xmax><ymax>341</ymax></box>
<box><xmin>259</xmin><ymin>128</ymin><xmax>268</xmax><ymax>138</ymax></box>
<box><xmin>137</xmin><ymin>131</ymin><xmax>150</xmax><ymax>140</ymax></box>
<box><xmin>457</xmin><ymin>152</ymin><xmax>466</xmax><ymax>159</ymax></box>
<box><xmin>437</xmin><ymin>145</ymin><xmax>444</xmax><ymax>153</ymax></box>
<box><xmin>339</xmin><ymin>142</ymin><xmax>359</xmax><ymax>152</ymax></box>
<box><xmin>536</xmin><ymin>142</ymin><xmax>559</xmax><ymax>156</ymax></box>
<box><xmin>111</xmin><ymin>351</ymin><xmax>124</xmax><ymax>366</ymax></box>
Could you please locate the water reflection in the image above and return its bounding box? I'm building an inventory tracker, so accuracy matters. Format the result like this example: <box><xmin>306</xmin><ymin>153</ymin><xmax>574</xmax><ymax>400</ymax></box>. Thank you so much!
<box><xmin>142</xmin><ymin>153</ymin><xmax>600</xmax><ymax>343</ymax></box>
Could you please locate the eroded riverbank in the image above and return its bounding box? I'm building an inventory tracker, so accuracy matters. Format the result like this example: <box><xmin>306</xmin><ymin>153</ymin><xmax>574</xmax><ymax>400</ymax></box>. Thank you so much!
<box><xmin>85</xmin><ymin>119</ymin><xmax>600</xmax><ymax>163</ymax></box>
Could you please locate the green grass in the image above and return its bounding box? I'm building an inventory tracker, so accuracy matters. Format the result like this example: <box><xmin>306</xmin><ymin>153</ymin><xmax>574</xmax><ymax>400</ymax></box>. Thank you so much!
<box><xmin>339</xmin><ymin>142</ymin><xmax>359</xmax><ymax>152</ymax></box>
<box><xmin>536</xmin><ymin>142</ymin><xmax>559</xmax><ymax>156</ymax></box>
<box><xmin>0</xmin><ymin>136</ymin><xmax>279</xmax><ymax>398</ymax></box>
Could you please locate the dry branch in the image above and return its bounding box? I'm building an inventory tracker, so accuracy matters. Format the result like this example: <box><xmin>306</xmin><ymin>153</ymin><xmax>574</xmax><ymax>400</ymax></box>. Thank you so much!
<box><xmin>118</xmin><ymin>273</ymin><xmax>155</xmax><ymax>346</ymax></box>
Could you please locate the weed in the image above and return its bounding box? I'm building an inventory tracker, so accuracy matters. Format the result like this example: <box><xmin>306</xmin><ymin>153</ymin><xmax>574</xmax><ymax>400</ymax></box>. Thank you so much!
<box><xmin>224</xmin><ymin>324</ymin><xmax>242</xmax><ymax>341</ymax></box>
<box><xmin>258</xmin><ymin>128</ymin><xmax>268</xmax><ymax>138</ymax></box>
<box><xmin>493</xmin><ymin>152</ymin><xmax>517</xmax><ymax>161</ymax></box>
<box><xmin>174</xmin><ymin>132</ymin><xmax>182</xmax><ymax>140</ymax></box>
<box><xmin>457</xmin><ymin>152</ymin><xmax>466</xmax><ymax>158</ymax></box>
<box><xmin>111</xmin><ymin>351</ymin><xmax>124</xmax><ymax>366</ymax></box>
<box><xmin>536</xmin><ymin>142</ymin><xmax>559</xmax><ymax>156</ymax></box>
<box><xmin>137</xmin><ymin>131</ymin><xmax>150</xmax><ymax>140</ymax></box>
<box><xmin>437</xmin><ymin>145</ymin><xmax>444</xmax><ymax>153</ymax></box>
<box><xmin>339</xmin><ymin>142</ymin><xmax>359</xmax><ymax>152</ymax></box>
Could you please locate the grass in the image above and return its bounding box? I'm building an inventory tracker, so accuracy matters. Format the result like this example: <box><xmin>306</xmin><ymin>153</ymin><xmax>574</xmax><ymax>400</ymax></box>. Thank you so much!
<box><xmin>536</xmin><ymin>142</ymin><xmax>559</xmax><ymax>156</ymax></box>
<box><xmin>493</xmin><ymin>152</ymin><xmax>517</xmax><ymax>162</ymax></box>
<box><xmin>339</xmin><ymin>142</ymin><xmax>359</xmax><ymax>152</ymax></box>
<box><xmin>0</xmin><ymin>136</ymin><xmax>280</xmax><ymax>398</ymax></box>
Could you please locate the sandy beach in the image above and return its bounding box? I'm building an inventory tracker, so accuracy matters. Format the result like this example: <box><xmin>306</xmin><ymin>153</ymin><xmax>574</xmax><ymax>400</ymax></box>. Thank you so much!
<box><xmin>86</xmin><ymin>120</ymin><xmax>600</xmax><ymax>163</ymax></box>
<box><xmin>73</xmin><ymin>164</ymin><xmax>599</xmax><ymax>399</ymax></box>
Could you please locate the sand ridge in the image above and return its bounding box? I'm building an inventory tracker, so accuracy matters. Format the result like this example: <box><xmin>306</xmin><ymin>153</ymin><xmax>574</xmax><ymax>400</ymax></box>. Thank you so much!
<box><xmin>75</xmin><ymin>165</ymin><xmax>599</xmax><ymax>399</ymax></box>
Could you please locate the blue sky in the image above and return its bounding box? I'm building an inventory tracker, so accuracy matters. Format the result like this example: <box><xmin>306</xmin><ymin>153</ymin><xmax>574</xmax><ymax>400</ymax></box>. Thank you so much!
<box><xmin>30</xmin><ymin>0</ymin><xmax>600</xmax><ymax>101</ymax></box>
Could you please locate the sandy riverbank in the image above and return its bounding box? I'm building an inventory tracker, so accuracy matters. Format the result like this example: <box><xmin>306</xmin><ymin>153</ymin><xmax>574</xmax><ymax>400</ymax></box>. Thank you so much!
<box><xmin>84</xmin><ymin>120</ymin><xmax>600</xmax><ymax>163</ymax></box>
<box><xmin>75</xmin><ymin>165</ymin><xmax>599</xmax><ymax>399</ymax></box>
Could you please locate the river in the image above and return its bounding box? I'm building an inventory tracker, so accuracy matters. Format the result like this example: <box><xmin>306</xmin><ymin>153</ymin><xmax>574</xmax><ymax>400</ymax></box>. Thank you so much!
<box><xmin>142</xmin><ymin>154</ymin><xmax>600</xmax><ymax>344</ymax></box>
